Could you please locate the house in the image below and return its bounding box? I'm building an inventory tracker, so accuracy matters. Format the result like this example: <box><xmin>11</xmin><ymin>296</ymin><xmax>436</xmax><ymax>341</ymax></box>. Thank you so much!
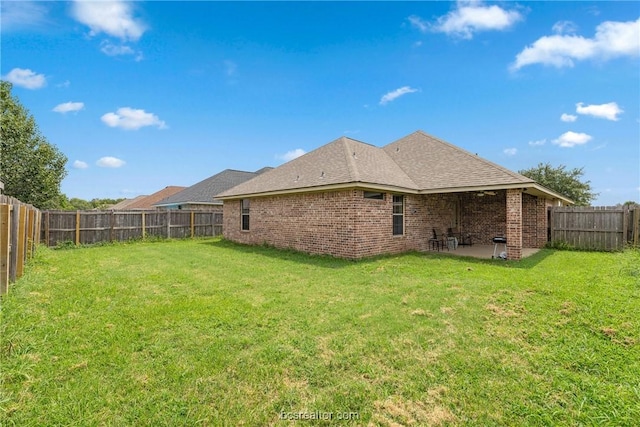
<box><xmin>216</xmin><ymin>130</ymin><xmax>572</xmax><ymax>260</ymax></box>
<box><xmin>108</xmin><ymin>195</ymin><xmax>148</xmax><ymax>210</ymax></box>
<box><xmin>124</xmin><ymin>186</ymin><xmax>187</xmax><ymax>210</ymax></box>
<box><xmin>153</xmin><ymin>168</ymin><xmax>273</xmax><ymax>211</ymax></box>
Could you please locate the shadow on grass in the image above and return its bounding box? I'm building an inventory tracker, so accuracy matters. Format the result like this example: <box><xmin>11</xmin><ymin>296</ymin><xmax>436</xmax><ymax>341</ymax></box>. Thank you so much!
<box><xmin>200</xmin><ymin>238</ymin><xmax>556</xmax><ymax>270</ymax></box>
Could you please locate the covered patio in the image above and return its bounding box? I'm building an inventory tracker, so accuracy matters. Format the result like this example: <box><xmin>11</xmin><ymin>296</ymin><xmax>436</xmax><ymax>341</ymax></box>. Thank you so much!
<box><xmin>427</xmin><ymin>244</ymin><xmax>540</xmax><ymax>260</ymax></box>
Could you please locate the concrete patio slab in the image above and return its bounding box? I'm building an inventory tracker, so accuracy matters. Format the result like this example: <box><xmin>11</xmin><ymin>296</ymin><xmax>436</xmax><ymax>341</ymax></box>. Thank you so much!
<box><xmin>426</xmin><ymin>244</ymin><xmax>540</xmax><ymax>260</ymax></box>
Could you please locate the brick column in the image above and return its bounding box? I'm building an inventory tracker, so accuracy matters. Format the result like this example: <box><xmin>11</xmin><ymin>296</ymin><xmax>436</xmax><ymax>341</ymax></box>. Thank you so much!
<box><xmin>506</xmin><ymin>189</ymin><xmax>522</xmax><ymax>260</ymax></box>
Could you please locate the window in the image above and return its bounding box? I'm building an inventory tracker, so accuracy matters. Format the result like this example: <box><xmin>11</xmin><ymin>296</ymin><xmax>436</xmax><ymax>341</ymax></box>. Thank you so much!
<box><xmin>392</xmin><ymin>195</ymin><xmax>404</xmax><ymax>235</ymax></box>
<box><xmin>241</xmin><ymin>199</ymin><xmax>250</xmax><ymax>231</ymax></box>
<box><xmin>364</xmin><ymin>191</ymin><xmax>384</xmax><ymax>200</ymax></box>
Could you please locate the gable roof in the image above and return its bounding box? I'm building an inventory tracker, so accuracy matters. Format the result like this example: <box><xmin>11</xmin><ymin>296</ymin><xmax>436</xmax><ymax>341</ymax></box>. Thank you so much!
<box><xmin>216</xmin><ymin>137</ymin><xmax>418</xmax><ymax>198</ymax></box>
<box><xmin>109</xmin><ymin>195</ymin><xmax>148</xmax><ymax>210</ymax></box>
<box><xmin>126</xmin><ymin>186</ymin><xmax>187</xmax><ymax>210</ymax></box>
<box><xmin>383</xmin><ymin>130</ymin><xmax>534</xmax><ymax>191</ymax></box>
<box><xmin>216</xmin><ymin>130</ymin><xmax>572</xmax><ymax>203</ymax></box>
<box><xmin>154</xmin><ymin>168</ymin><xmax>272</xmax><ymax>207</ymax></box>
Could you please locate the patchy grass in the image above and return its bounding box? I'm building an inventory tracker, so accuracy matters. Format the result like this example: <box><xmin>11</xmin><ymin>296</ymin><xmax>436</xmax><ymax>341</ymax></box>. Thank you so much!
<box><xmin>1</xmin><ymin>239</ymin><xmax>639</xmax><ymax>426</ymax></box>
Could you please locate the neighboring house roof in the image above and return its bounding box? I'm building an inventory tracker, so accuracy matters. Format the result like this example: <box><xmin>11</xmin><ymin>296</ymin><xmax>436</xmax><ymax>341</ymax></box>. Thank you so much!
<box><xmin>216</xmin><ymin>130</ymin><xmax>573</xmax><ymax>204</ymax></box>
<box><xmin>109</xmin><ymin>195</ymin><xmax>148</xmax><ymax>210</ymax></box>
<box><xmin>125</xmin><ymin>186</ymin><xmax>187</xmax><ymax>210</ymax></box>
<box><xmin>154</xmin><ymin>168</ymin><xmax>272</xmax><ymax>208</ymax></box>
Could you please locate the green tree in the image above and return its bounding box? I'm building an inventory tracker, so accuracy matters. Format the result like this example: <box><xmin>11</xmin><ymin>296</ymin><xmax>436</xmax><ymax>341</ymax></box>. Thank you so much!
<box><xmin>0</xmin><ymin>81</ymin><xmax>68</xmax><ymax>209</ymax></box>
<box><xmin>519</xmin><ymin>162</ymin><xmax>597</xmax><ymax>206</ymax></box>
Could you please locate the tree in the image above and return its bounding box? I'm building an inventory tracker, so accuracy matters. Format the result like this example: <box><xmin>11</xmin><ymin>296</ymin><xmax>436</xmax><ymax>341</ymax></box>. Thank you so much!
<box><xmin>518</xmin><ymin>162</ymin><xmax>597</xmax><ymax>206</ymax></box>
<box><xmin>0</xmin><ymin>81</ymin><xmax>68</xmax><ymax>209</ymax></box>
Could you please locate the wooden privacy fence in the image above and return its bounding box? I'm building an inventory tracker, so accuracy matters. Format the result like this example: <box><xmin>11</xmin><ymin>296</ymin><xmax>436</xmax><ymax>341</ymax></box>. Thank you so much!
<box><xmin>41</xmin><ymin>210</ymin><xmax>223</xmax><ymax>247</ymax></box>
<box><xmin>549</xmin><ymin>206</ymin><xmax>640</xmax><ymax>251</ymax></box>
<box><xmin>1</xmin><ymin>195</ymin><xmax>41</xmax><ymax>295</ymax></box>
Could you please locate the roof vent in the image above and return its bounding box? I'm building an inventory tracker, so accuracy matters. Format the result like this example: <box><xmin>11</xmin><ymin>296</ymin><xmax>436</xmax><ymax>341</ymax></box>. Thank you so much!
<box><xmin>294</xmin><ymin>175</ymin><xmax>299</xmax><ymax>182</ymax></box>
<box><xmin>396</xmin><ymin>147</ymin><xmax>400</xmax><ymax>152</ymax></box>
<box><xmin>352</xmin><ymin>151</ymin><xmax>357</xmax><ymax>159</ymax></box>
<box><xmin>320</xmin><ymin>171</ymin><xmax>325</xmax><ymax>178</ymax></box>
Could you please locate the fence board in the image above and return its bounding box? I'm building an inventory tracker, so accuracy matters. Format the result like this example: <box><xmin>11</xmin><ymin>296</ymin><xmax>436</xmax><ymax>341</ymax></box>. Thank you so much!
<box><xmin>0</xmin><ymin>204</ymin><xmax>10</xmax><ymax>294</ymax></box>
<box><xmin>41</xmin><ymin>210</ymin><xmax>223</xmax><ymax>247</ymax></box>
<box><xmin>0</xmin><ymin>195</ymin><xmax>40</xmax><ymax>295</ymax></box>
<box><xmin>549</xmin><ymin>206</ymin><xmax>637</xmax><ymax>251</ymax></box>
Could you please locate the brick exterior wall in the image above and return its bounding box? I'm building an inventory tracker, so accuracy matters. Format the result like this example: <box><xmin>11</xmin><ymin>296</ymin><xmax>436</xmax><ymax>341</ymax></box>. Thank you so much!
<box><xmin>458</xmin><ymin>192</ymin><xmax>506</xmax><ymax>245</ymax></box>
<box><xmin>506</xmin><ymin>189</ymin><xmax>523</xmax><ymax>260</ymax></box>
<box><xmin>223</xmin><ymin>188</ymin><xmax>549</xmax><ymax>260</ymax></box>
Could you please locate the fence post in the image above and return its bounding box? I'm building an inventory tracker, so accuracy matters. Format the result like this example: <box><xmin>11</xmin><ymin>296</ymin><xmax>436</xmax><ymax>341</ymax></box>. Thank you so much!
<box><xmin>166</xmin><ymin>210</ymin><xmax>171</xmax><ymax>239</ymax></box>
<box><xmin>190</xmin><ymin>211</ymin><xmax>195</xmax><ymax>238</ymax></box>
<box><xmin>633</xmin><ymin>208</ymin><xmax>640</xmax><ymax>248</ymax></box>
<box><xmin>75</xmin><ymin>210</ymin><xmax>80</xmax><ymax>245</ymax></box>
<box><xmin>45</xmin><ymin>211</ymin><xmax>50</xmax><ymax>247</ymax></box>
<box><xmin>1</xmin><ymin>204</ymin><xmax>11</xmax><ymax>295</ymax></box>
<box><xmin>27</xmin><ymin>208</ymin><xmax>35</xmax><ymax>259</ymax></box>
<box><xmin>16</xmin><ymin>206</ymin><xmax>27</xmax><ymax>279</ymax></box>
<box><xmin>9</xmin><ymin>205</ymin><xmax>19</xmax><ymax>283</ymax></box>
<box><xmin>110</xmin><ymin>211</ymin><xmax>115</xmax><ymax>242</ymax></box>
<box><xmin>142</xmin><ymin>211</ymin><xmax>146</xmax><ymax>240</ymax></box>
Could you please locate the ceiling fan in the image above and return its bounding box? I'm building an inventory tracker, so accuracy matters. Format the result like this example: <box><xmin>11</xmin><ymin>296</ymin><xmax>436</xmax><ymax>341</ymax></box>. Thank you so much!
<box><xmin>476</xmin><ymin>191</ymin><xmax>497</xmax><ymax>197</ymax></box>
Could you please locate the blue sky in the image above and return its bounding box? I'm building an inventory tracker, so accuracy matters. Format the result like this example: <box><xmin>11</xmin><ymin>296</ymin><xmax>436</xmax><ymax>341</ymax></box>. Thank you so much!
<box><xmin>2</xmin><ymin>1</ymin><xmax>639</xmax><ymax>205</ymax></box>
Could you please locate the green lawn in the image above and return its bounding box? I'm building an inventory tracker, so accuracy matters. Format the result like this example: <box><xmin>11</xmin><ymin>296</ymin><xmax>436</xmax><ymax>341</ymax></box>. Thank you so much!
<box><xmin>1</xmin><ymin>238</ymin><xmax>639</xmax><ymax>426</ymax></box>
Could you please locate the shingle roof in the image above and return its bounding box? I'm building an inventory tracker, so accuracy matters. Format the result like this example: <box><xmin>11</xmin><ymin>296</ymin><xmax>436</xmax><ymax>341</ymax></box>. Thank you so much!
<box><xmin>154</xmin><ymin>168</ymin><xmax>272</xmax><ymax>207</ymax></box>
<box><xmin>383</xmin><ymin>130</ymin><xmax>534</xmax><ymax>191</ymax></box>
<box><xmin>126</xmin><ymin>186</ymin><xmax>187</xmax><ymax>210</ymax></box>
<box><xmin>217</xmin><ymin>137</ymin><xmax>418</xmax><ymax>198</ymax></box>
<box><xmin>216</xmin><ymin>130</ymin><xmax>566</xmax><ymax>201</ymax></box>
<box><xmin>109</xmin><ymin>195</ymin><xmax>148</xmax><ymax>210</ymax></box>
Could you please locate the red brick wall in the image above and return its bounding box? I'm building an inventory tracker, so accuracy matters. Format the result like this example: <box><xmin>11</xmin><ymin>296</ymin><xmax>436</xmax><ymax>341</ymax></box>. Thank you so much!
<box><xmin>223</xmin><ymin>188</ymin><xmax>549</xmax><ymax>259</ymax></box>
<box><xmin>224</xmin><ymin>190</ymin><xmax>415</xmax><ymax>259</ymax></box>
<box><xmin>506</xmin><ymin>189</ymin><xmax>523</xmax><ymax>260</ymax></box>
<box><xmin>522</xmin><ymin>193</ymin><xmax>547</xmax><ymax>248</ymax></box>
<box><xmin>459</xmin><ymin>192</ymin><xmax>507</xmax><ymax>245</ymax></box>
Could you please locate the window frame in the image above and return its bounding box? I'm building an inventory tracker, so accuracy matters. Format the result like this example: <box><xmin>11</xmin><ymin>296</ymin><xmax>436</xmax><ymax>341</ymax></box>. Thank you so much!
<box><xmin>392</xmin><ymin>195</ymin><xmax>404</xmax><ymax>236</ymax></box>
<box><xmin>364</xmin><ymin>191</ymin><xmax>385</xmax><ymax>200</ymax></box>
<box><xmin>241</xmin><ymin>199</ymin><xmax>250</xmax><ymax>231</ymax></box>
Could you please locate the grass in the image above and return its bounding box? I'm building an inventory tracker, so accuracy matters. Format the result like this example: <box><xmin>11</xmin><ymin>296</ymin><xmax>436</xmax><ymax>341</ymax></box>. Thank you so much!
<box><xmin>1</xmin><ymin>238</ymin><xmax>639</xmax><ymax>426</ymax></box>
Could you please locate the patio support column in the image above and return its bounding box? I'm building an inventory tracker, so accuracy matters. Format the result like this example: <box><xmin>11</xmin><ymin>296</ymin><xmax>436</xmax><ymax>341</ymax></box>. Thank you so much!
<box><xmin>506</xmin><ymin>189</ymin><xmax>522</xmax><ymax>260</ymax></box>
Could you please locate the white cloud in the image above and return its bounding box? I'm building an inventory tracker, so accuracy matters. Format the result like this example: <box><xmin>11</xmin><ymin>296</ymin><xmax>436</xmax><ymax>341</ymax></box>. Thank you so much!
<box><xmin>71</xmin><ymin>0</ymin><xmax>146</xmax><ymax>41</ymax></box>
<box><xmin>96</xmin><ymin>157</ymin><xmax>126</xmax><ymax>168</ymax></box>
<box><xmin>561</xmin><ymin>113</ymin><xmax>577</xmax><ymax>122</ymax></box>
<box><xmin>56</xmin><ymin>80</ymin><xmax>71</xmax><ymax>88</ymax></box>
<box><xmin>379</xmin><ymin>86</ymin><xmax>418</xmax><ymax>105</ymax></box>
<box><xmin>430</xmin><ymin>1</ymin><xmax>523</xmax><ymax>39</ymax></box>
<box><xmin>552</xmin><ymin>20</ymin><xmax>578</xmax><ymax>35</ymax></box>
<box><xmin>278</xmin><ymin>149</ymin><xmax>306</xmax><ymax>162</ymax></box>
<box><xmin>100</xmin><ymin>40</ymin><xmax>132</xmax><ymax>55</ymax></box>
<box><xmin>407</xmin><ymin>15</ymin><xmax>428</xmax><ymax>33</ymax></box>
<box><xmin>101</xmin><ymin>107</ymin><xmax>167</xmax><ymax>130</ymax></box>
<box><xmin>1</xmin><ymin>1</ymin><xmax>50</xmax><ymax>32</ymax></box>
<box><xmin>576</xmin><ymin>102</ymin><xmax>623</xmax><ymax>121</ymax></box>
<box><xmin>552</xmin><ymin>131</ymin><xmax>592</xmax><ymax>148</ymax></box>
<box><xmin>528</xmin><ymin>139</ymin><xmax>547</xmax><ymax>146</ymax></box>
<box><xmin>73</xmin><ymin>160</ymin><xmax>89</xmax><ymax>169</ymax></box>
<box><xmin>503</xmin><ymin>148</ymin><xmax>517</xmax><ymax>156</ymax></box>
<box><xmin>512</xmin><ymin>18</ymin><xmax>640</xmax><ymax>70</ymax></box>
<box><xmin>53</xmin><ymin>101</ymin><xmax>85</xmax><ymax>114</ymax></box>
<box><xmin>3</xmin><ymin>68</ymin><xmax>46</xmax><ymax>89</ymax></box>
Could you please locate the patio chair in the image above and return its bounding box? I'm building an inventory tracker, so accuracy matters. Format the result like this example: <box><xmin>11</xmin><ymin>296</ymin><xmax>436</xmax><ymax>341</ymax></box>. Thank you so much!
<box><xmin>429</xmin><ymin>229</ymin><xmax>449</xmax><ymax>251</ymax></box>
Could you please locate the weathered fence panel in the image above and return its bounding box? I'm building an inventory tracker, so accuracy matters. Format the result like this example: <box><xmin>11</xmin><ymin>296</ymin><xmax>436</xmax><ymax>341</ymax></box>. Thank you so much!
<box><xmin>0</xmin><ymin>195</ymin><xmax>41</xmax><ymax>295</ymax></box>
<box><xmin>549</xmin><ymin>206</ymin><xmax>639</xmax><ymax>251</ymax></box>
<box><xmin>41</xmin><ymin>210</ymin><xmax>223</xmax><ymax>247</ymax></box>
